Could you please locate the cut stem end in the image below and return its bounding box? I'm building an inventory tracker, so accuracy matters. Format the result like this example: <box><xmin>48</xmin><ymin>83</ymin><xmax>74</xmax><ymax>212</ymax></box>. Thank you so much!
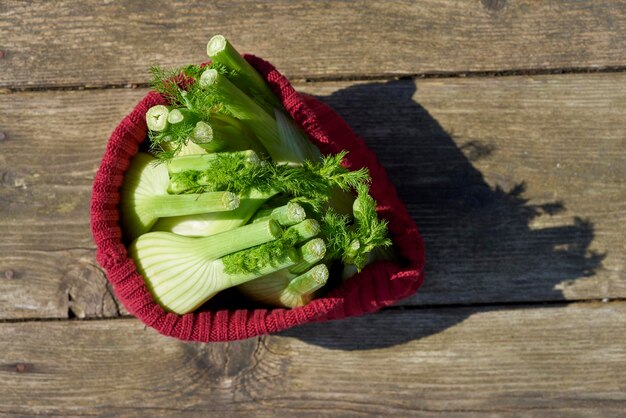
<box><xmin>207</xmin><ymin>34</ymin><xmax>227</xmax><ymax>56</ymax></box>
<box><xmin>146</xmin><ymin>105</ymin><xmax>170</xmax><ymax>132</ymax></box>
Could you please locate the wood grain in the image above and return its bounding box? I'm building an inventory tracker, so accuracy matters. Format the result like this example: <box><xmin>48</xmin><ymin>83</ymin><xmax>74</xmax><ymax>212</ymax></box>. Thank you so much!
<box><xmin>0</xmin><ymin>90</ymin><xmax>135</xmax><ymax>319</ymax></box>
<box><xmin>1</xmin><ymin>0</ymin><xmax>625</xmax><ymax>88</ymax></box>
<box><xmin>0</xmin><ymin>303</ymin><xmax>625</xmax><ymax>416</ymax></box>
<box><xmin>0</xmin><ymin>73</ymin><xmax>624</xmax><ymax>319</ymax></box>
<box><xmin>296</xmin><ymin>74</ymin><xmax>626</xmax><ymax>306</ymax></box>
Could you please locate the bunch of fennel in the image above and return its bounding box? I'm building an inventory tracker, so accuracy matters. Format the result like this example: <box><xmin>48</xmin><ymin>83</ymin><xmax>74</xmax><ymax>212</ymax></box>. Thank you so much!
<box><xmin>120</xmin><ymin>35</ymin><xmax>392</xmax><ymax>314</ymax></box>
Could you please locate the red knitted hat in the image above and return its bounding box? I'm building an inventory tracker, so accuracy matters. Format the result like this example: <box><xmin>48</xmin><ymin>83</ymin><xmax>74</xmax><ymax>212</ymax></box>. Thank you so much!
<box><xmin>90</xmin><ymin>55</ymin><xmax>425</xmax><ymax>342</ymax></box>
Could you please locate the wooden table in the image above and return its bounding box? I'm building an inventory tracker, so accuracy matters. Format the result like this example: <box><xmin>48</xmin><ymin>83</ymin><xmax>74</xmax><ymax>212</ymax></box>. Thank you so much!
<box><xmin>1</xmin><ymin>1</ymin><xmax>625</xmax><ymax>415</ymax></box>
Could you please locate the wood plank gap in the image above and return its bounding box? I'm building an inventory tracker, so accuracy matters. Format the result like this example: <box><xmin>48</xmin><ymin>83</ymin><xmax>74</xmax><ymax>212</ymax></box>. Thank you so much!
<box><xmin>0</xmin><ymin>298</ymin><xmax>623</xmax><ymax>324</ymax></box>
<box><xmin>3</xmin><ymin>66</ymin><xmax>626</xmax><ymax>94</ymax></box>
<box><xmin>0</xmin><ymin>315</ymin><xmax>135</xmax><ymax>325</ymax></box>
<box><xmin>384</xmin><ymin>297</ymin><xmax>622</xmax><ymax>311</ymax></box>
<box><xmin>304</xmin><ymin>65</ymin><xmax>626</xmax><ymax>82</ymax></box>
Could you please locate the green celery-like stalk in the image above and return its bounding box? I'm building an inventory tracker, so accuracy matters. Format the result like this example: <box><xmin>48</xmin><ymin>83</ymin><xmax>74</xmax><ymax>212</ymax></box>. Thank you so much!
<box><xmin>131</xmin><ymin>219</ymin><xmax>283</xmax><ymax>314</ymax></box>
<box><xmin>237</xmin><ymin>260</ymin><xmax>329</xmax><ymax>308</ymax></box>
<box><xmin>207</xmin><ymin>34</ymin><xmax>283</xmax><ymax>112</ymax></box>
<box><xmin>167</xmin><ymin>150</ymin><xmax>260</xmax><ymax>194</ymax></box>
<box><xmin>286</xmin><ymin>264</ymin><xmax>329</xmax><ymax>297</ymax></box>
<box><xmin>285</xmin><ymin>219</ymin><xmax>320</xmax><ymax>242</ymax></box>
<box><xmin>273</xmin><ymin>107</ymin><xmax>323</xmax><ymax>163</ymax></box>
<box><xmin>146</xmin><ymin>105</ymin><xmax>171</xmax><ymax>132</ymax></box>
<box><xmin>120</xmin><ymin>152</ymin><xmax>241</xmax><ymax>240</ymax></box>
<box><xmin>288</xmin><ymin>238</ymin><xmax>327</xmax><ymax>275</ymax></box>
<box><xmin>163</xmin><ymin>151</ymin><xmax>369</xmax><ymax>208</ymax></box>
<box><xmin>191</xmin><ymin>114</ymin><xmax>266</xmax><ymax>154</ymax></box>
<box><xmin>207</xmin><ymin>35</ymin><xmax>322</xmax><ymax>163</ymax></box>
<box><xmin>189</xmin><ymin>121</ymin><xmax>227</xmax><ymax>152</ymax></box>
<box><xmin>152</xmin><ymin>188</ymin><xmax>277</xmax><ymax>237</ymax></box>
<box><xmin>225</xmin><ymin>238</ymin><xmax>323</xmax><ymax>287</ymax></box>
<box><xmin>144</xmin><ymin>191</ymin><xmax>238</xmax><ymax>216</ymax></box>
<box><xmin>251</xmin><ymin>201</ymin><xmax>307</xmax><ymax>226</ymax></box>
<box><xmin>225</xmin><ymin>247</ymin><xmax>300</xmax><ymax>287</ymax></box>
<box><xmin>148</xmin><ymin>105</ymin><xmax>202</xmax><ymax>158</ymax></box>
<box><xmin>221</xmin><ymin>221</ymin><xmax>320</xmax><ymax>275</ymax></box>
<box><xmin>167</xmin><ymin>108</ymin><xmax>201</xmax><ymax>125</ymax></box>
<box><xmin>167</xmin><ymin>150</ymin><xmax>259</xmax><ymax>174</ymax></box>
<box><xmin>199</xmin><ymin>68</ymin><xmax>308</xmax><ymax>164</ymax></box>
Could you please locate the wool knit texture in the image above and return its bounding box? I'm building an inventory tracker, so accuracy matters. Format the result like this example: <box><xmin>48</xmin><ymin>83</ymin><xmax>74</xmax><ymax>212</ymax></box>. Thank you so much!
<box><xmin>90</xmin><ymin>55</ymin><xmax>425</xmax><ymax>342</ymax></box>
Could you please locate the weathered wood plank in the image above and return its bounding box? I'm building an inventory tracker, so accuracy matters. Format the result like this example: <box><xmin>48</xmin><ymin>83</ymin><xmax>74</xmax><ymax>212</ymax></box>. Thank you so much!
<box><xmin>0</xmin><ymin>249</ymin><xmax>119</xmax><ymax>319</ymax></box>
<box><xmin>0</xmin><ymin>73</ymin><xmax>624</xmax><ymax>319</ymax></box>
<box><xmin>1</xmin><ymin>0</ymin><xmax>625</xmax><ymax>88</ymax></box>
<box><xmin>0</xmin><ymin>303</ymin><xmax>625</xmax><ymax>415</ymax></box>
<box><xmin>0</xmin><ymin>90</ymin><xmax>135</xmax><ymax>319</ymax></box>
<box><xmin>296</xmin><ymin>75</ymin><xmax>626</xmax><ymax>306</ymax></box>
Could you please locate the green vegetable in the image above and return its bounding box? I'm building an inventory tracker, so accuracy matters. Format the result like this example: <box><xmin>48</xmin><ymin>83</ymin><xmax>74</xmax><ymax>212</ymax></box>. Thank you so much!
<box><xmin>320</xmin><ymin>183</ymin><xmax>392</xmax><ymax>270</ymax></box>
<box><xmin>274</xmin><ymin>107</ymin><xmax>322</xmax><ymax>164</ymax></box>
<box><xmin>148</xmin><ymin>37</ymin><xmax>320</xmax><ymax>165</ymax></box>
<box><xmin>145</xmin><ymin>105</ymin><xmax>264</xmax><ymax>159</ymax></box>
<box><xmin>146</xmin><ymin>105</ymin><xmax>170</xmax><ymax>132</ymax></box>
<box><xmin>238</xmin><ymin>264</ymin><xmax>329</xmax><ymax>308</ymax></box>
<box><xmin>198</xmin><ymin>68</ymin><xmax>300</xmax><ymax>162</ymax></box>
<box><xmin>288</xmin><ymin>265</ymin><xmax>329</xmax><ymax>296</ymax></box>
<box><xmin>147</xmin><ymin>106</ymin><xmax>199</xmax><ymax>158</ymax></box>
<box><xmin>236</xmin><ymin>182</ymin><xmax>391</xmax><ymax>307</ymax></box>
<box><xmin>145</xmin><ymin>106</ymin><xmax>208</xmax><ymax>158</ymax></box>
<box><xmin>166</xmin><ymin>151</ymin><xmax>368</xmax><ymax>209</ymax></box>
<box><xmin>190</xmin><ymin>113</ymin><xmax>266</xmax><ymax>154</ymax></box>
<box><xmin>131</xmin><ymin>220</ymin><xmax>283</xmax><ymax>314</ymax></box>
<box><xmin>167</xmin><ymin>150</ymin><xmax>259</xmax><ymax>193</ymax></box>
<box><xmin>285</xmin><ymin>237</ymin><xmax>327</xmax><ymax>275</ymax></box>
<box><xmin>344</xmin><ymin>183</ymin><xmax>392</xmax><ymax>267</ymax></box>
<box><xmin>222</xmin><ymin>220</ymin><xmax>322</xmax><ymax>275</ymax></box>
<box><xmin>188</xmin><ymin>67</ymin><xmax>317</xmax><ymax>165</ymax></box>
<box><xmin>251</xmin><ymin>201</ymin><xmax>306</xmax><ymax>226</ymax></box>
<box><xmin>120</xmin><ymin>152</ymin><xmax>240</xmax><ymax>240</ymax></box>
<box><xmin>125</xmin><ymin>35</ymin><xmax>394</xmax><ymax>313</ymax></box>
<box><xmin>169</xmin><ymin>141</ymin><xmax>209</xmax><ymax>156</ymax></box>
<box><xmin>167</xmin><ymin>150</ymin><xmax>258</xmax><ymax>174</ymax></box>
<box><xmin>206</xmin><ymin>34</ymin><xmax>283</xmax><ymax>113</ymax></box>
<box><xmin>152</xmin><ymin>188</ymin><xmax>275</xmax><ymax>237</ymax></box>
<box><xmin>207</xmin><ymin>35</ymin><xmax>321</xmax><ymax>163</ymax></box>
<box><xmin>342</xmin><ymin>245</ymin><xmax>399</xmax><ymax>281</ymax></box>
<box><xmin>167</xmin><ymin>107</ymin><xmax>201</xmax><ymax>126</ymax></box>
<box><xmin>154</xmin><ymin>152</ymin><xmax>366</xmax><ymax>238</ymax></box>
<box><xmin>232</xmin><ymin>225</ymin><xmax>328</xmax><ymax>308</ymax></box>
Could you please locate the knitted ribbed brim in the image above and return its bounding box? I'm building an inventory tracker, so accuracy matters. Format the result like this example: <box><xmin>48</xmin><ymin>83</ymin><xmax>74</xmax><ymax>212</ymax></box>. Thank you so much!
<box><xmin>90</xmin><ymin>55</ymin><xmax>425</xmax><ymax>342</ymax></box>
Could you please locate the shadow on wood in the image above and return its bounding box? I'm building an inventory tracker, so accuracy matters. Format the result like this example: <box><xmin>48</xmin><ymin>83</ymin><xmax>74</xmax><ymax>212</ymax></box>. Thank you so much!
<box><xmin>280</xmin><ymin>80</ymin><xmax>604</xmax><ymax>350</ymax></box>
